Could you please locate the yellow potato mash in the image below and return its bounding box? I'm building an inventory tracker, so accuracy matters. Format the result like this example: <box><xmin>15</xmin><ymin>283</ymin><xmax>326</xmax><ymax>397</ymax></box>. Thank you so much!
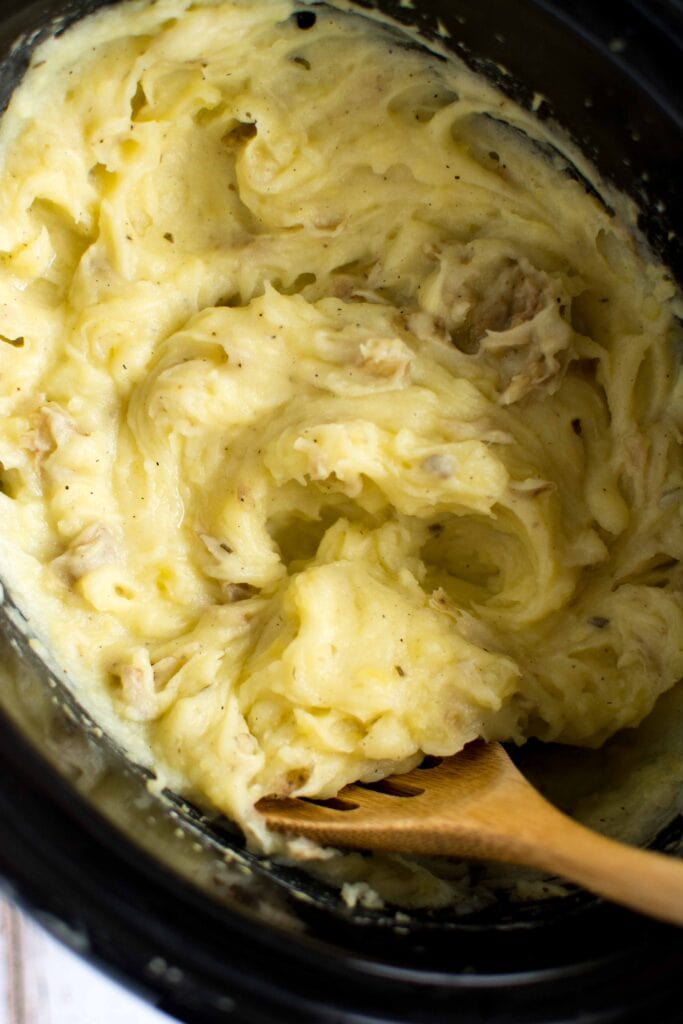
<box><xmin>0</xmin><ymin>0</ymin><xmax>681</xmax><ymax>848</ymax></box>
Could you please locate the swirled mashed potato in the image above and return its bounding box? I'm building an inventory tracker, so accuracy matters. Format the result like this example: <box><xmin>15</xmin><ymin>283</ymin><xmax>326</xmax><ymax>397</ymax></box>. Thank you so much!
<box><xmin>0</xmin><ymin>0</ymin><xmax>681</xmax><ymax>845</ymax></box>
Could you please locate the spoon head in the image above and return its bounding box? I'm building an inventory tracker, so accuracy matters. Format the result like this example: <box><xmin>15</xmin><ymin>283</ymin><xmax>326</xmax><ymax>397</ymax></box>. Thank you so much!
<box><xmin>256</xmin><ymin>740</ymin><xmax>520</xmax><ymax>855</ymax></box>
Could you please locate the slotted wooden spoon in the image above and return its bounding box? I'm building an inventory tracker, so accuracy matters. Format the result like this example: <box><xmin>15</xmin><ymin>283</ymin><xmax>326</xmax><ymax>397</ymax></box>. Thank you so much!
<box><xmin>258</xmin><ymin>740</ymin><xmax>683</xmax><ymax>926</ymax></box>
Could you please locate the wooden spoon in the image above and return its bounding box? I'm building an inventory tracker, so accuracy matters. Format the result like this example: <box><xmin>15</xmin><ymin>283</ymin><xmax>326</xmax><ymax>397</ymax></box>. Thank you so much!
<box><xmin>257</xmin><ymin>740</ymin><xmax>683</xmax><ymax>926</ymax></box>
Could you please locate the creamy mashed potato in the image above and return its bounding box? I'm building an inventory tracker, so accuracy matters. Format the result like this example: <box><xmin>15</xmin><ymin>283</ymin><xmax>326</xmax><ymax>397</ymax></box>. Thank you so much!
<box><xmin>0</xmin><ymin>0</ymin><xmax>681</xmax><ymax>847</ymax></box>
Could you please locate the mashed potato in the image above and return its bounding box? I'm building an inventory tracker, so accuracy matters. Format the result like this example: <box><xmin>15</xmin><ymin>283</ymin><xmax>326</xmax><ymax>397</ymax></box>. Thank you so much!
<box><xmin>0</xmin><ymin>0</ymin><xmax>681</xmax><ymax>846</ymax></box>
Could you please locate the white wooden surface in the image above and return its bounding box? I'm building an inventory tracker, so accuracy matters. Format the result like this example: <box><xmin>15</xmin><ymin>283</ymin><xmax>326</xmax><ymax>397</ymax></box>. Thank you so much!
<box><xmin>0</xmin><ymin>894</ymin><xmax>173</xmax><ymax>1024</ymax></box>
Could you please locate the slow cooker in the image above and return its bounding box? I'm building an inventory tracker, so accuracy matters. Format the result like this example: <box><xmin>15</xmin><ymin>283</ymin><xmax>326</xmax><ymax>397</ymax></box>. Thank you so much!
<box><xmin>0</xmin><ymin>1</ymin><xmax>682</xmax><ymax>1021</ymax></box>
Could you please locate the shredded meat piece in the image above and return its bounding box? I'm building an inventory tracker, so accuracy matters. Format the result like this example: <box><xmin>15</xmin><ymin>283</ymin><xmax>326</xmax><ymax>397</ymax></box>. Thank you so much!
<box><xmin>111</xmin><ymin>648</ymin><xmax>157</xmax><ymax>721</ymax></box>
<box><xmin>24</xmin><ymin>402</ymin><xmax>78</xmax><ymax>457</ymax></box>
<box><xmin>51</xmin><ymin>522</ymin><xmax>118</xmax><ymax>582</ymax></box>
<box><xmin>419</xmin><ymin>241</ymin><xmax>574</xmax><ymax>404</ymax></box>
<box><xmin>357</xmin><ymin>336</ymin><xmax>413</xmax><ymax>382</ymax></box>
<box><xmin>467</xmin><ymin>260</ymin><xmax>546</xmax><ymax>343</ymax></box>
<box><xmin>481</xmin><ymin>299</ymin><xmax>573</xmax><ymax>405</ymax></box>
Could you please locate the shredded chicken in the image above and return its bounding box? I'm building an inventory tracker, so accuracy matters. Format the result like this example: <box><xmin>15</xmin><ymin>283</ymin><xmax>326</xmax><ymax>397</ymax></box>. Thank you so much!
<box><xmin>357</xmin><ymin>336</ymin><xmax>413</xmax><ymax>383</ymax></box>
<box><xmin>481</xmin><ymin>300</ymin><xmax>574</xmax><ymax>405</ymax></box>
<box><xmin>24</xmin><ymin>402</ymin><xmax>78</xmax><ymax>458</ymax></box>
<box><xmin>419</xmin><ymin>241</ymin><xmax>574</xmax><ymax>403</ymax></box>
<box><xmin>51</xmin><ymin>522</ymin><xmax>118</xmax><ymax>582</ymax></box>
<box><xmin>111</xmin><ymin>647</ymin><xmax>158</xmax><ymax>721</ymax></box>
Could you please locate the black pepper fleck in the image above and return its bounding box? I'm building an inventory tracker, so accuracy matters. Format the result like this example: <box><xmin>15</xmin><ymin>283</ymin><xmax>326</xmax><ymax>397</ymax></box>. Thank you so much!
<box><xmin>295</xmin><ymin>10</ymin><xmax>316</xmax><ymax>29</ymax></box>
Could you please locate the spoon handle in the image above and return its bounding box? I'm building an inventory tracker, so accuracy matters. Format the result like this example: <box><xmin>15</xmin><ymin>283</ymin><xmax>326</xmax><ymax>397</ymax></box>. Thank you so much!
<box><xmin>501</xmin><ymin>800</ymin><xmax>683</xmax><ymax>927</ymax></box>
<box><xmin>451</xmin><ymin>764</ymin><xmax>683</xmax><ymax>928</ymax></box>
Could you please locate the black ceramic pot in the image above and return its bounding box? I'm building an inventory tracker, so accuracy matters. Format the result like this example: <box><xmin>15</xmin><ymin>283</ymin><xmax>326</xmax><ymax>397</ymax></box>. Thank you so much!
<box><xmin>0</xmin><ymin>2</ymin><xmax>681</xmax><ymax>1022</ymax></box>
